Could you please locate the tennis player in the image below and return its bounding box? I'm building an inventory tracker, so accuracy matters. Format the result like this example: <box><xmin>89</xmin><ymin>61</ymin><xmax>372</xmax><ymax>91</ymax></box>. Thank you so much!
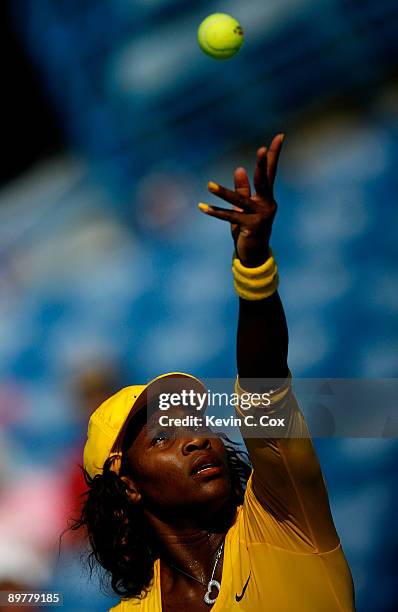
<box><xmin>79</xmin><ymin>134</ymin><xmax>355</xmax><ymax>611</ymax></box>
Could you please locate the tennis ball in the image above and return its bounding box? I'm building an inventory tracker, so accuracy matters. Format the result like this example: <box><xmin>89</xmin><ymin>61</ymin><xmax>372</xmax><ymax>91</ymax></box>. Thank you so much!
<box><xmin>198</xmin><ymin>13</ymin><xmax>244</xmax><ymax>60</ymax></box>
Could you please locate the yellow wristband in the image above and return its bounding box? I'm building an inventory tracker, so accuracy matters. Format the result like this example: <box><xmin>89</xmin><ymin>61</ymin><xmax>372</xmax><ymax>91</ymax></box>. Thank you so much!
<box><xmin>232</xmin><ymin>249</ymin><xmax>279</xmax><ymax>300</ymax></box>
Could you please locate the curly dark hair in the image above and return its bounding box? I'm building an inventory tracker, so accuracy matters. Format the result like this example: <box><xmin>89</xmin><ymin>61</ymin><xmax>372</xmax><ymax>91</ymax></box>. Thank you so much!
<box><xmin>71</xmin><ymin>427</ymin><xmax>252</xmax><ymax>601</ymax></box>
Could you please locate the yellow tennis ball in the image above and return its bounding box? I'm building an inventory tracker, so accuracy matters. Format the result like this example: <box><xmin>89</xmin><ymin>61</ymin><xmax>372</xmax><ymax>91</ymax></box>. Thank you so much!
<box><xmin>198</xmin><ymin>13</ymin><xmax>244</xmax><ymax>60</ymax></box>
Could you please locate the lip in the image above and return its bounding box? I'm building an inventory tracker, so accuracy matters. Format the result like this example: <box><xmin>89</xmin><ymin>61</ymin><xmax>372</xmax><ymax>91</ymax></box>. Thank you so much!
<box><xmin>191</xmin><ymin>465</ymin><xmax>223</xmax><ymax>479</ymax></box>
<box><xmin>190</xmin><ymin>454</ymin><xmax>222</xmax><ymax>478</ymax></box>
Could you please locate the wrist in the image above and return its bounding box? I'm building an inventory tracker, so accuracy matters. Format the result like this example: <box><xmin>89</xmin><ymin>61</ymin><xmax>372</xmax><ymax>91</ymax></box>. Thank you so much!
<box><xmin>235</xmin><ymin>232</ymin><xmax>272</xmax><ymax>268</ymax></box>
<box><xmin>238</xmin><ymin>246</ymin><xmax>270</xmax><ymax>268</ymax></box>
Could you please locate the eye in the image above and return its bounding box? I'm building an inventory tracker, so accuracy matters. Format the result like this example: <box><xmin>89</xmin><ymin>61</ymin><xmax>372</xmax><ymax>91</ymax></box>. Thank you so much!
<box><xmin>151</xmin><ymin>429</ymin><xmax>171</xmax><ymax>445</ymax></box>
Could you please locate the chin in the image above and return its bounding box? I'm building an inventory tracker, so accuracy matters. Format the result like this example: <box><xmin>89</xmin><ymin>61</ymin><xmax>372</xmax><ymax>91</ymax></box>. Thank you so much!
<box><xmin>192</xmin><ymin>475</ymin><xmax>232</xmax><ymax>512</ymax></box>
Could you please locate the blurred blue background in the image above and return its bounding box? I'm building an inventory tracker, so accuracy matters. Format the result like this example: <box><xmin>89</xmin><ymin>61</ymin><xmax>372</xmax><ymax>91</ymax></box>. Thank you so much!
<box><xmin>0</xmin><ymin>1</ymin><xmax>397</xmax><ymax>610</ymax></box>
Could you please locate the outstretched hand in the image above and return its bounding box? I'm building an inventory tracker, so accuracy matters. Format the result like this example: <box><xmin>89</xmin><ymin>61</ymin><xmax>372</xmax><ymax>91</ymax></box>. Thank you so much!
<box><xmin>199</xmin><ymin>133</ymin><xmax>284</xmax><ymax>267</ymax></box>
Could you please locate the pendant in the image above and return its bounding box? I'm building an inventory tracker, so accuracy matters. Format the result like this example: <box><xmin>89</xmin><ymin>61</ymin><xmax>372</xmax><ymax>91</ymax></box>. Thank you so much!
<box><xmin>204</xmin><ymin>579</ymin><xmax>221</xmax><ymax>605</ymax></box>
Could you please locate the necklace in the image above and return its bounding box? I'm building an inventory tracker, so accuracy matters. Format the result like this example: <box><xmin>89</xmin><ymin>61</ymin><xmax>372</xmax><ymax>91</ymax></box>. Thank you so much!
<box><xmin>169</xmin><ymin>541</ymin><xmax>224</xmax><ymax>605</ymax></box>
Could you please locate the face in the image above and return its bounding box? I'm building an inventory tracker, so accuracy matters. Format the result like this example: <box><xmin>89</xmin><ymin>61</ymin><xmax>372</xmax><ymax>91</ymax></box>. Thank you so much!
<box><xmin>122</xmin><ymin>406</ymin><xmax>231</xmax><ymax>520</ymax></box>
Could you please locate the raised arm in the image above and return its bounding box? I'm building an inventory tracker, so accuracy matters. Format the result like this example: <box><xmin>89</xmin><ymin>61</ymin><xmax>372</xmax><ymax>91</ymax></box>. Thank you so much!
<box><xmin>198</xmin><ymin>134</ymin><xmax>340</xmax><ymax>554</ymax></box>
<box><xmin>199</xmin><ymin>135</ymin><xmax>288</xmax><ymax>385</ymax></box>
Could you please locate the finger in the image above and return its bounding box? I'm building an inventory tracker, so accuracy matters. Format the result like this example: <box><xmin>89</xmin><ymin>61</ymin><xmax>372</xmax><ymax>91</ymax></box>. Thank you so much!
<box><xmin>253</xmin><ymin>147</ymin><xmax>270</xmax><ymax>196</ymax></box>
<box><xmin>198</xmin><ymin>203</ymin><xmax>245</xmax><ymax>224</ymax></box>
<box><xmin>233</xmin><ymin>168</ymin><xmax>250</xmax><ymax>212</ymax></box>
<box><xmin>234</xmin><ymin>167</ymin><xmax>251</xmax><ymax>198</ymax></box>
<box><xmin>207</xmin><ymin>181</ymin><xmax>257</xmax><ymax>211</ymax></box>
<box><xmin>267</xmin><ymin>133</ymin><xmax>284</xmax><ymax>189</ymax></box>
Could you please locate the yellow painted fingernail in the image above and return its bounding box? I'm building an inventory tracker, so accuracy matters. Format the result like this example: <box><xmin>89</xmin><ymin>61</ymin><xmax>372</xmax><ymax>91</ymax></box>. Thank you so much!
<box><xmin>198</xmin><ymin>203</ymin><xmax>210</xmax><ymax>212</ymax></box>
<box><xmin>279</xmin><ymin>133</ymin><xmax>285</xmax><ymax>142</ymax></box>
<box><xmin>208</xmin><ymin>181</ymin><xmax>219</xmax><ymax>192</ymax></box>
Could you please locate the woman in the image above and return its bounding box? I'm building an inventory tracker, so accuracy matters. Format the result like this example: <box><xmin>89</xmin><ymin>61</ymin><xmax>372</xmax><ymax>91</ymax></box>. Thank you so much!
<box><xmin>78</xmin><ymin>134</ymin><xmax>355</xmax><ymax>611</ymax></box>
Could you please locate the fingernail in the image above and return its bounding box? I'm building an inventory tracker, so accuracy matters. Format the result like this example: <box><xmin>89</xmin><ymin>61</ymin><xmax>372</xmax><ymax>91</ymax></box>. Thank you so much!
<box><xmin>198</xmin><ymin>203</ymin><xmax>210</xmax><ymax>212</ymax></box>
<box><xmin>208</xmin><ymin>181</ymin><xmax>219</xmax><ymax>192</ymax></box>
<box><xmin>279</xmin><ymin>133</ymin><xmax>285</xmax><ymax>143</ymax></box>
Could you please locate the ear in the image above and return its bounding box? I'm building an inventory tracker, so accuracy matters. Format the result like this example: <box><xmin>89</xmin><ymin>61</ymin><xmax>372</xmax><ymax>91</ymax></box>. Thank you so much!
<box><xmin>120</xmin><ymin>475</ymin><xmax>142</xmax><ymax>504</ymax></box>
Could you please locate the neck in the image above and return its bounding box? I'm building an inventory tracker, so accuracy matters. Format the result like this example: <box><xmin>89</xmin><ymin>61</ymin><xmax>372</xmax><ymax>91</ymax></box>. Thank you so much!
<box><xmin>145</xmin><ymin>503</ymin><xmax>235</xmax><ymax>581</ymax></box>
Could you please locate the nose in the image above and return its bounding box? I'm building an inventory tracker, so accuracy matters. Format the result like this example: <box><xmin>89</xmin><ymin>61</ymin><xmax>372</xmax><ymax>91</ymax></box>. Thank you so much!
<box><xmin>182</xmin><ymin>436</ymin><xmax>211</xmax><ymax>454</ymax></box>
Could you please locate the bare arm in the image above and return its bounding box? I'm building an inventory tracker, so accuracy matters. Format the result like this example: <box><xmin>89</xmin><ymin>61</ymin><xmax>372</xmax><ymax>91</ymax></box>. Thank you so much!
<box><xmin>199</xmin><ymin>134</ymin><xmax>340</xmax><ymax>553</ymax></box>
<box><xmin>199</xmin><ymin>134</ymin><xmax>288</xmax><ymax>386</ymax></box>
<box><xmin>237</xmin><ymin>292</ymin><xmax>288</xmax><ymax>384</ymax></box>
